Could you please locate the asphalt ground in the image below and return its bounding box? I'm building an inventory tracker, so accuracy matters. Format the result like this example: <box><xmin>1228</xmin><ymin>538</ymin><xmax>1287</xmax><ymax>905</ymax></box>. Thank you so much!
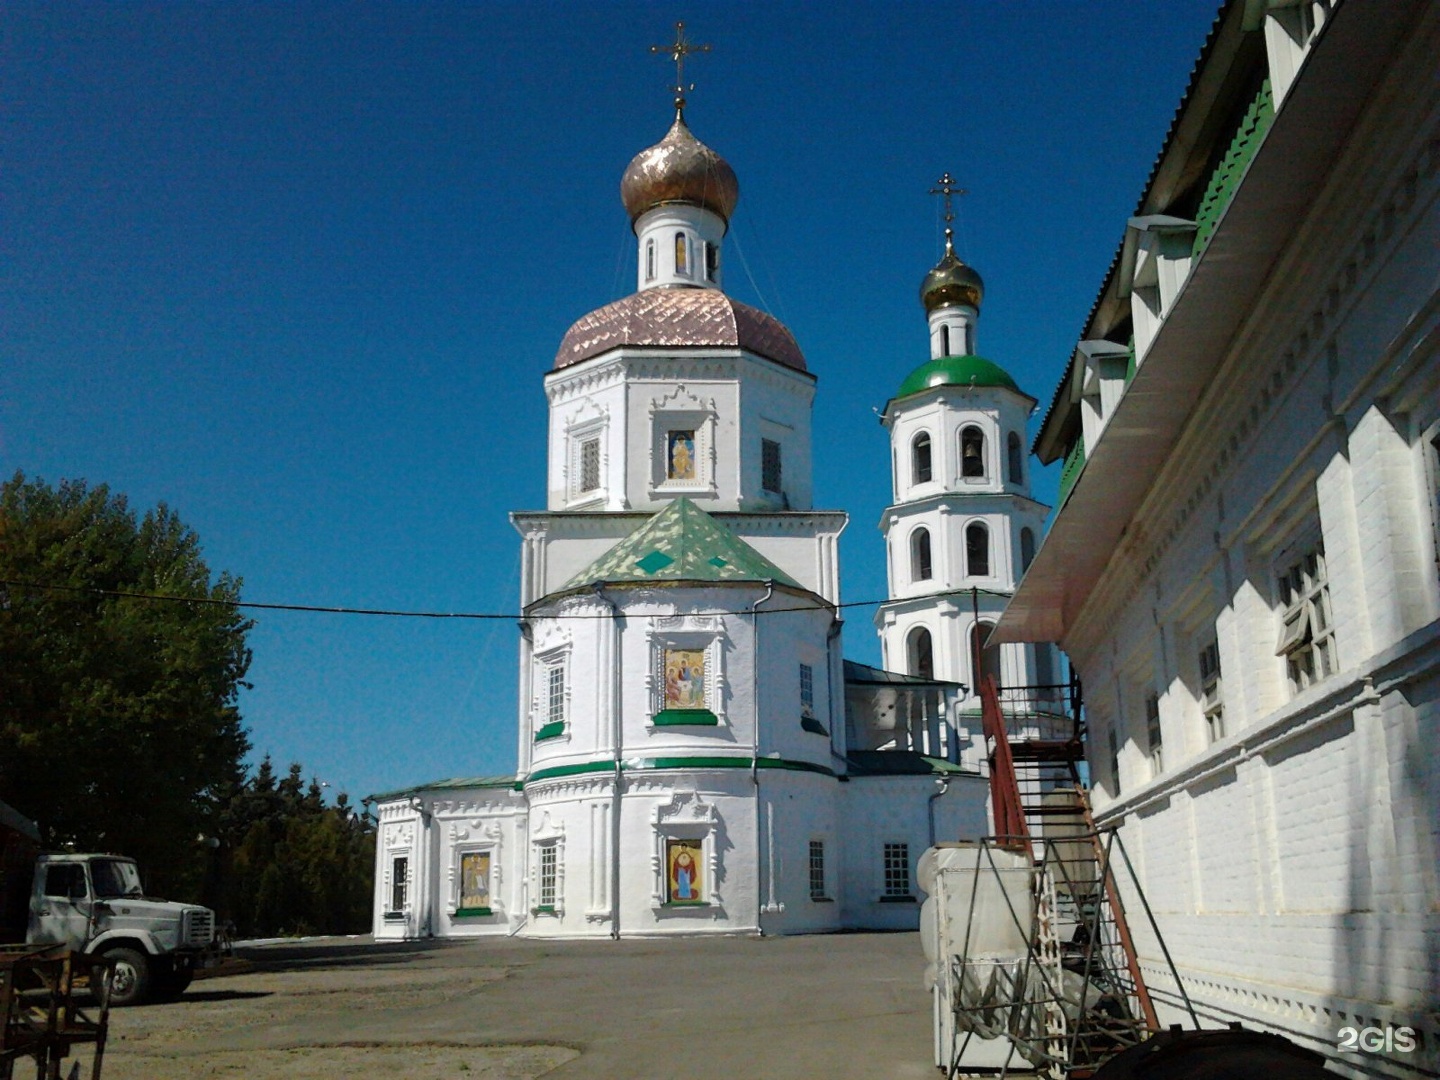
<box><xmin>97</xmin><ymin>931</ymin><xmax>943</xmax><ymax>1079</ymax></box>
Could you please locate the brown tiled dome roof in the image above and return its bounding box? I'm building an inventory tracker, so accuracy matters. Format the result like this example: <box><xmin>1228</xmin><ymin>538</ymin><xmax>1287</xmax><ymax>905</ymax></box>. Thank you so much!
<box><xmin>554</xmin><ymin>288</ymin><xmax>807</xmax><ymax>373</ymax></box>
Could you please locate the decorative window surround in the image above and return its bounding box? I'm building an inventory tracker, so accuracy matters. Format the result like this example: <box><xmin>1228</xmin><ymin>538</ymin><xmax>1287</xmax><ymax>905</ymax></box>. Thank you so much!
<box><xmin>1120</xmin><ymin>215</ymin><xmax>1197</xmax><ymax>363</ymax></box>
<box><xmin>386</xmin><ymin>853</ymin><xmax>409</xmax><ymax>919</ymax></box>
<box><xmin>447</xmin><ymin>819</ymin><xmax>502</xmax><ymax>918</ymax></box>
<box><xmin>648</xmin><ymin>386</ymin><xmax>718</xmax><ymax>498</ymax></box>
<box><xmin>532</xmin><ymin>641</ymin><xmax>572</xmax><ymax>743</ymax></box>
<box><xmin>651</xmin><ymin>790</ymin><xmax>721</xmax><ymax>912</ymax></box>
<box><xmin>565</xmin><ymin>410</ymin><xmax>609</xmax><ymax>508</ymax></box>
<box><xmin>531</xmin><ymin>810</ymin><xmax>564</xmax><ymax>917</ymax></box>
<box><xmin>647</xmin><ymin>615</ymin><xmax>729</xmax><ymax>727</ymax></box>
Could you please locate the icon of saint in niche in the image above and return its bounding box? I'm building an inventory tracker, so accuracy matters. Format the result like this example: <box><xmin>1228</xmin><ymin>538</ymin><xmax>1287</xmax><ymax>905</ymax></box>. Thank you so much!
<box><xmin>668</xmin><ymin>840</ymin><xmax>701</xmax><ymax>903</ymax></box>
<box><xmin>668</xmin><ymin>430</ymin><xmax>696</xmax><ymax>480</ymax></box>
<box><xmin>665</xmin><ymin>649</ymin><xmax>706</xmax><ymax>709</ymax></box>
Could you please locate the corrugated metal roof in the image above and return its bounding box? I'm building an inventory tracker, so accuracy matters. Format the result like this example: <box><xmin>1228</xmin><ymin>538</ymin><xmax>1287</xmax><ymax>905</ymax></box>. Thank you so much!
<box><xmin>368</xmin><ymin>776</ymin><xmax>517</xmax><ymax>803</ymax></box>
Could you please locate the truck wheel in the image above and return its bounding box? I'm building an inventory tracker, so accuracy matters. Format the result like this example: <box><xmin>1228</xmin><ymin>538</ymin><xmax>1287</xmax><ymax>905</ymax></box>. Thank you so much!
<box><xmin>104</xmin><ymin>947</ymin><xmax>152</xmax><ymax>1006</ymax></box>
<box><xmin>153</xmin><ymin>964</ymin><xmax>193</xmax><ymax>1000</ymax></box>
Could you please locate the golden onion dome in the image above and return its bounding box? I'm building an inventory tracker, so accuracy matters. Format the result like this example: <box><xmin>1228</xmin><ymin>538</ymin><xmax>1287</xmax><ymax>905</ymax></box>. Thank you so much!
<box><xmin>920</xmin><ymin>245</ymin><xmax>985</xmax><ymax>313</ymax></box>
<box><xmin>620</xmin><ymin>114</ymin><xmax>739</xmax><ymax>228</ymax></box>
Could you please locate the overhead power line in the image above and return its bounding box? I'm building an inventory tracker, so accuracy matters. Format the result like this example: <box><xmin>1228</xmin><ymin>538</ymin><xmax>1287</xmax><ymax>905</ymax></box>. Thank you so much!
<box><xmin>0</xmin><ymin>578</ymin><xmax>887</xmax><ymax>621</ymax></box>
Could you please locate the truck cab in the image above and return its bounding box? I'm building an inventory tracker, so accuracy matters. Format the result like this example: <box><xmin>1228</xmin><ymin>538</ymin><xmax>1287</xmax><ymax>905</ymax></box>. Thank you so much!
<box><xmin>28</xmin><ymin>853</ymin><xmax>220</xmax><ymax>1005</ymax></box>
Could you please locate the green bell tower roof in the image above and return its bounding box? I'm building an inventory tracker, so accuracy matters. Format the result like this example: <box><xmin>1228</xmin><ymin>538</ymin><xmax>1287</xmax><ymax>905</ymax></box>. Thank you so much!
<box><xmin>895</xmin><ymin>354</ymin><xmax>1021</xmax><ymax>400</ymax></box>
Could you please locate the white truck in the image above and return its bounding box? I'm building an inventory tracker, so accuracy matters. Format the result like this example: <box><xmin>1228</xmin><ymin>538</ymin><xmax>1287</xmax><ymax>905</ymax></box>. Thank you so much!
<box><xmin>3</xmin><ymin>834</ymin><xmax>223</xmax><ymax>1005</ymax></box>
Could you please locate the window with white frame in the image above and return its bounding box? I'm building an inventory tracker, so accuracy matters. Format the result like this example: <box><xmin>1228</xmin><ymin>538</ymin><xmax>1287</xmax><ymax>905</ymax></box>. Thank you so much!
<box><xmin>537</xmin><ymin>844</ymin><xmax>558</xmax><ymax>910</ymax></box>
<box><xmin>1199</xmin><ymin>640</ymin><xmax>1224</xmax><ymax>743</ymax></box>
<box><xmin>1107</xmin><ymin>728</ymin><xmax>1121</xmax><ymax>796</ymax></box>
<box><xmin>1144</xmin><ymin>693</ymin><xmax>1163</xmax><ymax>777</ymax></box>
<box><xmin>882</xmin><ymin>843</ymin><xmax>911</xmax><ymax>899</ymax></box>
<box><xmin>1275</xmin><ymin>542</ymin><xmax>1336</xmax><ymax>693</ymax></box>
<box><xmin>645</xmin><ymin>239</ymin><xmax>656</xmax><ymax>282</ymax></box>
<box><xmin>674</xmin><ymin>232</ymin><xmax>689</xmax><ymax>276</ymax></box>
<box><xmin>578</xmin><ymin>438</ymin><xmax>600</xmax><ymax>494</ymax></box>
<box><xmin>535</xmin><ymin>651</ymin><xmax>569</xmax><ymax>740</ymax></box>
<box><xmin>389</xmin><ymin>854</ymin><xmax>409</xmax><ymax>914</ymax></box>
<box><xmin>761</xmin><ymin>438</ymin><xmax>783</xmax><ymax>495</ymax></box>
<box><xmin>809</xmin><ymin>840</ymin><xmax>827</xmax><ymax>900</ymax></box>
<box><xmin>704</xmin><ymin>241</ymin><xmax>718</xmax><ymax>282</ymax></box>
<box><xmin>799</xmin><ymin>663</ymin><xmax>814</xmax><ymax>717</ymax></box>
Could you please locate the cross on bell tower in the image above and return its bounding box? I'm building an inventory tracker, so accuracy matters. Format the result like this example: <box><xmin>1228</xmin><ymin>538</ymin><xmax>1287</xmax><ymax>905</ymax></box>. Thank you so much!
<box><xmin>650</xmin><ymin>22</ymin><xmax>712</xmax><ymax>119</ymax></box>
<box><xmin>928</xmin><ymin>171</ymin><xmax>968</xmax><ymax>256</ymax></box>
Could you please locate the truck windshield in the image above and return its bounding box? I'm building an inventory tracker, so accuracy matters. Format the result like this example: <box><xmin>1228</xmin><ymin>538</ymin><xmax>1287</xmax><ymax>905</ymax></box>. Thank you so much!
<box><xmin>90</xmin><ymin>859</ymin><xmax>144</xmax><ymax>899</ymax></box>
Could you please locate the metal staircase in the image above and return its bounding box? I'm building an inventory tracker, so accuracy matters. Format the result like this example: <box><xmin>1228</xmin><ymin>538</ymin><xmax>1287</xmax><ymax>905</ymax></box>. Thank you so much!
<box><xmin>947</xmin><ymin>674</ymin><xmax>1194</xmax><ymax>1077</ymax></box>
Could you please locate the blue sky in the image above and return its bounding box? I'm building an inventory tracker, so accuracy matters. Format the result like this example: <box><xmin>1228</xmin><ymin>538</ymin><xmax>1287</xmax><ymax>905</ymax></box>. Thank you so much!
<box><xmin>3</xmin><ymin>1</ymin><xmax>1219</xmax><ymax>803</ymax></box>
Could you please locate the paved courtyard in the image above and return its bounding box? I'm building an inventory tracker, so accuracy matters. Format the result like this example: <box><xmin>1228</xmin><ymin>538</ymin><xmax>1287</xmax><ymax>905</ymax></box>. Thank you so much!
<box><xmin>97</xmin><ymin>931</ymin><xmax>940</xmax><ymax>1079</ymax></box>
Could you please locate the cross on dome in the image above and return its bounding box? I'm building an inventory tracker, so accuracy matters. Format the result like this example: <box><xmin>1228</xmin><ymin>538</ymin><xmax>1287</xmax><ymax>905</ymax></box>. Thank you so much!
<box><xmin>928</xmin><ymin>171</ymin><xmax>968</xmax><ymax>254</ymax></box>
<box><xmin>650</xmin><ymin>21</ymin><xmax>712</xmax><ymax>119</ymax></box>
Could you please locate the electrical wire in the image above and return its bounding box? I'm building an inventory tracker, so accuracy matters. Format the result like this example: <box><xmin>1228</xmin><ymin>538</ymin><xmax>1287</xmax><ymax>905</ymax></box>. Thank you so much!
<box><xmin>0</xmin><ymin>577</ymin><xmax>887</xmax><ymax>620</ymax></box>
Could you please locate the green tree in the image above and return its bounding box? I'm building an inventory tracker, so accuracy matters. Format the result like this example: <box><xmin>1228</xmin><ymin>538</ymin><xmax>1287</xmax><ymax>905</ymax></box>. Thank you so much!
<box><xmin>0</xmin><ymin>472</ymin><xmax>252</xmax><ymax>897</ymax></box>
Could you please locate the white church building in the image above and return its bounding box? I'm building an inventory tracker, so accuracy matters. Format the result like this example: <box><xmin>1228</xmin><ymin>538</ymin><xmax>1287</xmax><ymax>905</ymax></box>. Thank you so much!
<box><xmin>369</xmin><ymin>88</ymin><xmax>1048</xmax><ymax>940</ymax></box>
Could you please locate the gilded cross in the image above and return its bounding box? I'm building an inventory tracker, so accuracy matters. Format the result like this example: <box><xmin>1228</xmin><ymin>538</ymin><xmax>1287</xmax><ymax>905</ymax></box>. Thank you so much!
<box><xmin>650</xmin><ymin>22</ymin><xmax>711</xmax><ymax>117</ymax></box>
<box><xmin>929</xmin><ymin>171</ymin><xmax>968</xmax><ymax>251</ymax></box>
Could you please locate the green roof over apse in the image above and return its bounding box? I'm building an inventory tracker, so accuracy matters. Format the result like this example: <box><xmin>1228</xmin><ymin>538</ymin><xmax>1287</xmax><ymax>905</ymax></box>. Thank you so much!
<box><xmin>896</xmin><ymin>354</ymin><xmax>1021</xmax><ymax>400</ymax></box>
<box><xmin>563</xmin><ymin>497</ymin><xmax>801</xmax><ymax>590</ymax></box>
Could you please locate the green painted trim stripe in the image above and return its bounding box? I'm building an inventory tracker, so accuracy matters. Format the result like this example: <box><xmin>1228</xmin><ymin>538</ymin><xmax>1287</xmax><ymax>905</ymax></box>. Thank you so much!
<box><xmin>523</xmin><ymin>755</ymin><xmax>835</xmax><ymax>785</ymax></box>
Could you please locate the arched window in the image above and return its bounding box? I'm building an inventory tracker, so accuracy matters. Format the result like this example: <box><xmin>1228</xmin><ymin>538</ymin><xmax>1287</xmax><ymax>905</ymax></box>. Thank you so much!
<box><xmin>908</xmin><ymin>626</ymin><xmax>934</xmax><ymax>680</ymax></box>
<box><xmin>674</xmin><ymin>232</ymin><xmax>689</xmax><ymax>276</ymax></box>
<box><xmin>705</xmin><ymin>242</ymin><xmax>719</xmax><ymax>281</ymax></box>
<box><xmin>911</xmin><ymin>432</ymin><xmax>933</xmax><ymax>484</ymax></box>
<box><xmin>1007</xmin><ymin>432</ymin><xmax>1024</xmax><ymax>484</ymax></box>
<box><xmin>971</xmin><ymin>621</ymin><xmax>1001</xmax><ymax>688</ymax></box>
<box><xmin>910</xmin><ymin>528</ymin><xmax>932</xmax><ymax>582</ymax></box>
<box><xmin>645</xmin><ymin>239</ymin><xmax>656</xmax><ymax>282</ymax></box>
<box><xmin>940</xmin><ymin>325</ymin><xmax>951</xmax><ymax>356</ymax></box>
<box><xmin>966</xmin><ymin>522</ymin><xmax>989</xmax><ymax>577</ymax></box>
<box><xmin>961</xmin><ymin>426</ymin><xmax>986</xmax><ymax>478</ymax></box>
<box><xmin>1020</xmin><ymin>527</ymin><xmax>1036</xmax><ymax>574</ymax></box>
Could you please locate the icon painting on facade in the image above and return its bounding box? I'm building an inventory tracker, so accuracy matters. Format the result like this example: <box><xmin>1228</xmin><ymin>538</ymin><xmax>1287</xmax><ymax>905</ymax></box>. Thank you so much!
<box><xmin>668</xmin><ymin>430</ymin><xmax>696</xmax><ymax>479</ymax></box>
<box><xmin>460</xmin><ymin>851</ymin><xmax>491</xmax><ymax>913</ymax></box>
<box><xmin>667</xmin><ymin>839</ymin><xmax>703</xmax><ymax>903</ymax></box>
<box><xmin>664</xmin><ymin>648</ymin><xmax>706</xmax><ymax>709</ymax></box>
